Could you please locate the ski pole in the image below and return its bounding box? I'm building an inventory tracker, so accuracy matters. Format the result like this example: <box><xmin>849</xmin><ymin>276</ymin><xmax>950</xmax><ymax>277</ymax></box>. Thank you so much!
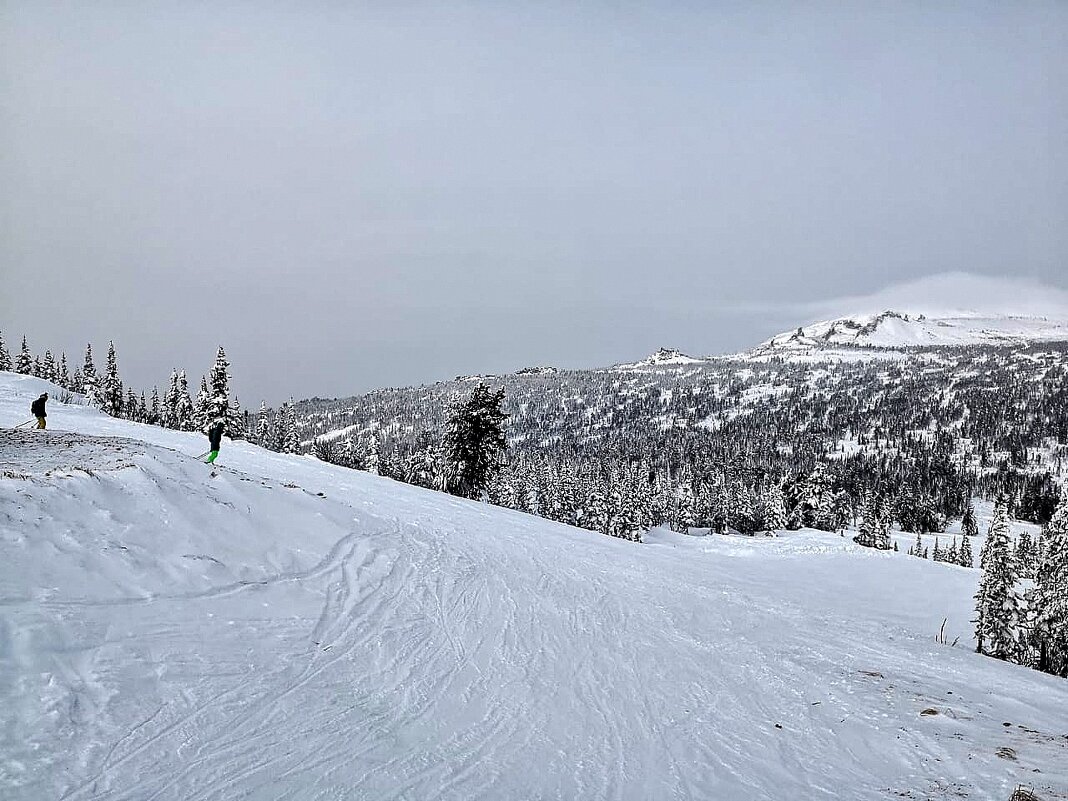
<box><xmin>12</xmin><ymin>419</ymin><xmax>36</xmax><ymax>430</ymax></box>
<box><xmin>195</xmin><ymin>451</ymin><xmax>210</xmax><ymax>460</ymax></box>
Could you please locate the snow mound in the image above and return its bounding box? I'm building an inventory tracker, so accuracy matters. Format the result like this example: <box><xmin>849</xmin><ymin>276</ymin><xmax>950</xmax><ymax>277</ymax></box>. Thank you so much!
<box><xmin>2</xmin><ymin>371</ymin><xmax>1067</xmax><ymax>800</ymax></box>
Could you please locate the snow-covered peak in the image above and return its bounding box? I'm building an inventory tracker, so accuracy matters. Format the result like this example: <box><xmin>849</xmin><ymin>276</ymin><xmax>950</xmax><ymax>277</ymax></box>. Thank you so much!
<box><xmin>514</xmin><ymin>366</ymin><xmax>559</xmax><ymax>376</ymax></box>
<box><xmin>616</xmin><ymin>347</ymin><xmax>707</xmax><ymax>370</ymax></box>
<box><xmin>756</xmin><ymin>309</ymin><xmax>1068</xmax><ymax>353</ymax></box>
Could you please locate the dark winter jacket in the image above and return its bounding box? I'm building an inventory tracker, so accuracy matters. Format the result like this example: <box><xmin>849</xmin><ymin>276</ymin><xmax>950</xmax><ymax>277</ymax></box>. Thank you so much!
<box><xmin>31</xmin><ymin>397</ymin><xmax>46</xmax><ymax>417</ymax></box>
<box><xmin>208</xmin><ymin>423</ymin><xmax>224</xmax><ymax>450</ymax></box>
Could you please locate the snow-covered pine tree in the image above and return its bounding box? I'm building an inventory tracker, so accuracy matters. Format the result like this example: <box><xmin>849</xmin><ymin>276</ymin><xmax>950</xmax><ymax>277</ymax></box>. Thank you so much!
<box><xmin>404</xmin><ymin>431</ymin><xmax>442</xmax><ymax>487</ymax></box>
<box><xmin>255</xmin><ymin>401</ymin><xmax>271</xmax><ymax>446</ymax></box>
<box><xmin>192</xmin><ymin>376</ymin><xmax>210</xmax><ymax>432</ymax></box>
<box><xmin>947</xmin><ymin>537</ymin><xmax>958</xmax><ymax>564</ymax></box>
<box><xmin>612</xmin><ymin>489</ymin><xmax>642</xmax><ymax>542</ymax></box>
<box><xmin>125</xmin><ymin>388</ymin><xmax>138</xmax><ymax>420</ymax></box>
<box><xmin>58</xmin><ymin>354</ymin><xmax>71</xmax><ymax>391</ymax></box>
<box><xmin>0</xmin><ymin>332</ymin><xmax>11</xmax><ymax>371</ymax></box>
<box><xmin>31</xmin><ymin>356</ymin><xmax>42</xmax><ymax>378</ymax></box>
<box><xmin>758</xmin><ymin>483</ymin><xmax>787</xmax><ymax>533</ymax></box>
<box><xmin>16</xmin><ymin>337</ymin><xmax>32</xmax><ymax>374</ymax></box>
<box><xmin>205</xmin><ymin>350</ymin><xmax>227</xmax><ymax>427</ymax></box>
<box><xmin>280</xmin><ymin>402</ymin><xmax>299</xmax><ymax>454</ymax></box>
<box><xmin>962</xmin><ymin>503</ymin><xmax>979</xmax><ymax>539</ymax></box>
<box><xmin>81</xmin><ymin>344</ymin><xmax>98</xmax><ymax>404</ymax></box>
<box><xmin>932</xmin><ymin>537</ymin><xmax>942</xmax><ymax>562</ymax></box>
<box><xmin>557</xmin><ymin>471</ymin><xmax>580</xmax><ymax>526</ymax></box>
<box><xmin>1031</xmin><ymin>490</ymin><xmax>1068</xmax><ymax>676</ymax></box>
<box><xmin>974</xmin><ymin>500</ymin><xmax>1023</xmax><ymax>661</ymax></box>
<box><xmin>854</xmin><ymin>491</ymin><xmax>878</xmax><ymax>548</ymax></box>
<box><xmin>206</xmin><ymin>346</ymin><xmax>239</xmax><ymax>434</ymax></box>
<box><xmin>959</xmin><ymin>534</ymin><xmax>974</xmax><ymax>568</ymax></box>
<box><xmin>313</xmin><ymin>437</ymin><xmax>337</xmax><ymax>463</ymax></box>
<box><xmin>441</xmin><ymin>383</ymin><xmax>507</xmax><ymax>499</ymax></box>
<box><xmin>673</xmin><ymin>481</ymin><xmax>697</xmax><ymax>533</ymax></box>
<box><xmin>98</xmin><ymin>341</ymin><xmax>124</xmax><ymax>417</ymax></box>
<box><xmin>730</xmin><ymin>482</ymin><xmax>756</xmax><ymax>534</ymax></box>
<box><xmin>363</xmin><ymin>430</ymin><xmax>380</xmax><ymax>475</ymax></box>
<box><xmin>161</xmin><ymin>371</ymin><xmax>177</xmax><ymax>428</ymax></box>
<box><xmin>913</xmin><ymin>531</ymin><xmax>923</xmax><ymax>558</ymax></box>
<box><xmin>582</xmin><ymin>485</ymin><xmax>609</xmax><ymax>535</ymax></box>
<box><xmin>42</xmin><ymin>350</ymin><xmax>56</xmax><ymax>383</ymax></box>
<box><xmin>149</xmin><ymin>387</ymin><xmax>161</xmax><ymax>425</ymax></box>
<box><xmin>174</xmin><ymin>371</ymin><xmax>194</xmax><ymax>431</ymax></box>
<box><xmin>229</xmin><ymin>396</ymin><xmax>246</xmax><ymax>440</ymax></box>
<box><xmin>1015</xmin><ymin>531</ymin><xmax>1036</xmax><ymax>579</ymax></box>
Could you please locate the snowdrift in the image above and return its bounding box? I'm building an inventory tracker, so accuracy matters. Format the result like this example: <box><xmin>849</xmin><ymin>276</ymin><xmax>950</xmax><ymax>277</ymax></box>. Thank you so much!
<box><xmin>1</xmin><ymin>372</ymin><xmax>1066</xmax><ymax>800</ymax></box>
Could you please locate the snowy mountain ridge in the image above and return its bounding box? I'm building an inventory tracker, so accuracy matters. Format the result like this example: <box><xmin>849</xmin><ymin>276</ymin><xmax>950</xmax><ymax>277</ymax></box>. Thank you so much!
<box><xmin>753</xmin><ymin>309</ymin><xmax>1068</xmax><ymax>355</ymax></box>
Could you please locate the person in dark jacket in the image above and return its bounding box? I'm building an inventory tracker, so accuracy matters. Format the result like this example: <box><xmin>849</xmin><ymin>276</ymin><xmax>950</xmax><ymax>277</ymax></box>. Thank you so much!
<box><xmin>31</xmin><ymin>393</ymin><xmax>48</xmax><ymax>429</ymax></box>
<box><xmin>205</xmin><ymin>421</ymin><xmax>225</xmax><ymax>464</ymax></box>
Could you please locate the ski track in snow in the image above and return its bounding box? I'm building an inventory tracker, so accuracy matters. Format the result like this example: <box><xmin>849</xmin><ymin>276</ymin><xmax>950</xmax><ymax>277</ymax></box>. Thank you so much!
<box><xmin>1</xmin><ymin>373</ymin><xmax>1067</xmax><ymax>801</ymax></box>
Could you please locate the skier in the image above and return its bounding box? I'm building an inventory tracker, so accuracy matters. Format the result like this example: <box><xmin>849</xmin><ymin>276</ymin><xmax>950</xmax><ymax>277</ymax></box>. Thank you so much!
<box><xmin>205</xmin><ymin>420</ymin><xmax>225</xmax><ymax>464</ymax></box>
<box><xmin>31</xmin><ymin>393</ymin><xmax>48</xmax><ymax>429</ymax></box>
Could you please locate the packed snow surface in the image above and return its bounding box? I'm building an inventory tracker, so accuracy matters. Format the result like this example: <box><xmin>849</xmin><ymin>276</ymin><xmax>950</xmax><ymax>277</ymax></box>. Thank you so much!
<box><xmin>2</xmin><ymin>372</ymin><xmax>1067</xmax><ymax>801</ymax></box>
<box><xmin>757</xmin><ymin>310</ymin><xmax>1068</xmax><ymax>353</ymax></box>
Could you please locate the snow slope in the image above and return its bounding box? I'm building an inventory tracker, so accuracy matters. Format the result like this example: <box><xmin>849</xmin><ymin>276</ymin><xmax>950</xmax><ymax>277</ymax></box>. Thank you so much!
<box><xmin>2</xmin><ymin>372</ymin><xmax>1067</xmax><ymax>801</ymax></box>
<box><xmin>756</xmin><ymin>310</ymin><xmax>1068</xmax><ymax>354</ymax></box>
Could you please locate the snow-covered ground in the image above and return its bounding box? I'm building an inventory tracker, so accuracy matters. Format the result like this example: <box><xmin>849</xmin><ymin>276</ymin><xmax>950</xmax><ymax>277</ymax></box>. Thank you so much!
<box><xmin>2</xmin><ymin>372</ymin><xmax>1067</xmax><ymax>801</ymax></box>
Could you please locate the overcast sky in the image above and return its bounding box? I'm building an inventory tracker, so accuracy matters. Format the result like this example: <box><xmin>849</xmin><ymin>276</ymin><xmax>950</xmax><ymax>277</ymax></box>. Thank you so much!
<box><xmin>2</xmin><ymin>3</ymin><xmax>1066</xmax><ymax>404</ymax></box>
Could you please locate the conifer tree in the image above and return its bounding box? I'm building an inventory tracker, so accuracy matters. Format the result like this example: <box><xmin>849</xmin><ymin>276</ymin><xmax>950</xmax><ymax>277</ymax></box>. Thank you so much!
<box><xmin>125</xmin><ymin>388</ymin><xmax>138</xmax><ymax>420</ymax></box>
<box><xmin>582</xmin><ymin>485</ymin><xmax>609</xmax><ymax>535</ymax></box>
<box><xmin>441</xmin><ymin>383</ymin><xmax>507</xmax><ymax>499</ymax></box>
<box><xmin>58</xmin><ymin>354</ymin><xmax>70</xmax><ymax>391</ymax></box>
<box><xmin>673</xmin><ymin>481</ymin><xmax>697</xmax><ymax>533</ymax></box>
<box><xmin>81</xmin><ymin>344</ymin><xmax>98</xmax><ymax>403</ymax></box>
<box><xmin>279</xmin><ymin>401</ymin><xmax>299</xmax><ymax>454</ymax></box>
<box><xmin>163</xmin><ymin>371</ymin><xmax>179</xmax><ymax>428</ymax></box>
<box><xmin>364</xmin><ymin>430</ymin><xmax>380</xmax><ymax>475</ymax></box>
<box><xmin>962</xmin><ymin>503</ymin><xmax>979</xmax><ymax>539</ymax></box>
<box><xmin>947</xmin><ymin>537</ymin><xmax>958</xmax><ymax>565</ymax></box>
<box><xmin>854</xmin><ymin>491</ymin><xmax>877</xmax><ymax>548</ymax></box>
<box><xmin>149</xmin><ymin>387</ymin><xmax>161</xmax><ymax>425</ymax></box>
<box><xmin>229</xmin><ymin>396</ymin><xmax>246</xmax><ymax>439</ymax></box>
<box><xmin>206</xmin><ymin>346</ymin><xmax>234</xmax><ymax>430</ymax></box>
<box><xmin>1015</xmin><ymin>531</ymin><xmax>1036</xmax><ymax>578</ymax></box>
<box><xmin>975</xmin><ymin>500</ymin><xmax>1023</xmax><ymax>660</ymax></box>
<box><xmin>758</xmin><ymin>483</ymin><xmax>787</xmax><ymax>532</ymax></box>
<box><xmin>0</xmin><ymin>332</ymin><xmax>10</xmax><ymax>371</ymax></box>
<box><xmin>173</xmin><ymin>371</ymin><xmax>194</xmax><ymax>431</ymax></box>
<box><xmin>959</xmin><ymin>534</ymin><xmax>974</xmax><ymax>568</ymax></box>
<box><xmin>342</xmin><ymin>436</ymin><xmax>366</xmax><ymax>471</ymax></box>
<box><xmin>255</xmin><ymin>401</ymin><xmax>271</xmax><ymax>446</ymax></box>
<box><xmin>42</xmin><ymin>350</ymin><xmax>56</xmax><ymax>383</ymax></box>
<box><xmin>193</xmin><ymin>376</ymin><xmax>210</xmax><ymax>432</ymax></box>
<box><xmin>31</xmin><ymin>356</ymin><xmax>42</xmax><ymax>378</ymax></box>
<box><xmin>98</xmin><ymin>341</ymin><xmax>124</xmax><ymax>416</ymax></box>
<box><xmin>16</xmin><ymin>337</ymin><xmax>32</xmax><ymax>374</ymax></box>
<box><xmin>313</xmin><ymin>437</ymin><xmax>337</xmax><ymax>463</ymax></box>
<box><xmin>1031</xmin><ymin>491</ymin><xmax>1068</xmax><ymax>676</ymax></box>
